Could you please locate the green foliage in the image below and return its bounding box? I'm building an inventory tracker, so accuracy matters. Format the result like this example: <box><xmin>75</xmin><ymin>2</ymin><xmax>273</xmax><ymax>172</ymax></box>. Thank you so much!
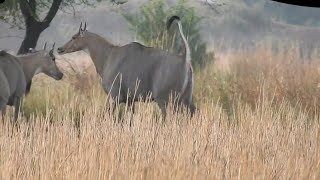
<box><xmin>0</xmin><ymin>0</ymin><xmax>19</xmax><ymax>12</ymax></box>
<box><xmin>0</xmin><ymin>0</ymin><xmax>23</xmax><ymax>28</ymax></box>
<box><xmin>122</xmin><ymin>0</ymin><xmax>214</xmax><ymax>68</ymax></box>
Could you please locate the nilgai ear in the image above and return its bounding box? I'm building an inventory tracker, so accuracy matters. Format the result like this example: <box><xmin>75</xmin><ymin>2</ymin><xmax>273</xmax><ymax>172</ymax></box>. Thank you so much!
<box><xmin>79</xmin><ymin>22</ymin><xmax>83</xmax><ymax>33</ymax></box>
<box><xmin>49</xmin><ymin>43</ymin><xmax>55</xmax><ymax>55</ymax></box>
<box><xmin>44</xmin><ymin>42</ymin><xmax>47</xmax><ymax>50</ymax></box>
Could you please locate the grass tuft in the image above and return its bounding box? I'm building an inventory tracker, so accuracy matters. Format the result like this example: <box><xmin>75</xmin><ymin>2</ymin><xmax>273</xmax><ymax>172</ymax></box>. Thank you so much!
<box><xmin>0</xmin><ymin>44</ymin><xmax>320</xmax><ymax>179</ymax></box>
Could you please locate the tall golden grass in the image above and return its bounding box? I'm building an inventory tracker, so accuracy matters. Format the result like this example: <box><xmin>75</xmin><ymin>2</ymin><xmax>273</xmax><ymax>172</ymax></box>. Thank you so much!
<box><xmin>0</xmin><ymin>44</ymin><xmax>320</xmax><ymax>179</ymax></box>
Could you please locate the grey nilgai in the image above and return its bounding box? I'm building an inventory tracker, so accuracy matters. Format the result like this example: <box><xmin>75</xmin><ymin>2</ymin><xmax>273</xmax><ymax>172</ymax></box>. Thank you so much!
<box><xmin>57</xmin><ymin>16</ymin><xmax>196</xmax><ymax>119</ymax></box>
<box><xmin>0</xmin><ymin>43</ymin><xmax>63</xmax><ymax>121</ymax></box>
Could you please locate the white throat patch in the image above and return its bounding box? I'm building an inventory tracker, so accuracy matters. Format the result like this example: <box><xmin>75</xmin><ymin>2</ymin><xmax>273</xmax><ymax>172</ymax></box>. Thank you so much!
<box><xmin>35</xmin><ymin>67</ymin><xmax>43</xmax><ymax>75</ymax></box>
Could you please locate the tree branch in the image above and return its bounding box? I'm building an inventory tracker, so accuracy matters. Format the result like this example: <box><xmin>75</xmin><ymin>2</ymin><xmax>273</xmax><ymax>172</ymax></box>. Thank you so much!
<box><xmin>206</xmin><ymin>0</ymin><xmax>220</xmax><ymax>14</ymax></box>
<box><xmin>29</xmin><ymin>0</ymin><xmax>36</xmax><ymax>12</ymax></box>
<box><xmin>43</xmin><ymin>0</ymin><xmax>63</xmax><ymax>26</ymax></box>
<box><xmin>18</xmin><ymin>0</ymin><xmax>34</xmax><ymax>23</ymax></box>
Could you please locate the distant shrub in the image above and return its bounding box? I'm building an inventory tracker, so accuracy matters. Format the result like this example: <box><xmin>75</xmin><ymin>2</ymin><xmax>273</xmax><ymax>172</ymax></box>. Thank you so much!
<box><xmin>122</xmin><ymin>0</ymin><xmax>214</xmax><ymax>68</ymax></box>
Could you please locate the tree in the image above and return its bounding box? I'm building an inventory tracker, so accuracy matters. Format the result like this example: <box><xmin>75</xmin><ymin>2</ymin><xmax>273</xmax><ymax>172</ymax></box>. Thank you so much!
<box><xmin>0</xmin><ymin>0</ymin><xmax>96</xmax><ymax>54</ymax></box>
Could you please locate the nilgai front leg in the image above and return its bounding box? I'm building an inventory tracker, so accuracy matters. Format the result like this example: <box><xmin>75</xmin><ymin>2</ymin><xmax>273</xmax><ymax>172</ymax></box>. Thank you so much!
<box><xmin>125</xmin><ymin>101</ymin><xmax>135</xmax><ymax>127</ymax></box>
<box><xmin>156</xmin><ymin>100</ymin><xmax>167</xmax><ymax>123</ymax></box>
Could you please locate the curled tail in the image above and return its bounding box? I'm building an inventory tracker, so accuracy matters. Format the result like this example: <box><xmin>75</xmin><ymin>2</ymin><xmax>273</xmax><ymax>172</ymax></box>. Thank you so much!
<box><xmin>167</xmin><ymin>16</ymin><xmax>191</xmax><ymax>65</ymax></box>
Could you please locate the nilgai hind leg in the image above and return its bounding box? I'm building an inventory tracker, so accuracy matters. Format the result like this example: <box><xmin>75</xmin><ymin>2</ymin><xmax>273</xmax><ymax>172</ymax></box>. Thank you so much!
<box><xmin>13</xmin><ymin>96</ymin><xmax>22</xmax><ymax>124</ymax></box>
<box><xmin>0</xmin><ymin>72</ymin><xmax>10</xmax><ymax>122</ymax></box>
<box><xmin>156</xmin><ymin>100</ymin><xmax>167</xmax><ymax>124</ymax></box>
<box><xmin>179</xmin><ymin>65</ymin><xmax>197</xmax><ymax>116</ymax></box>
<box><xmin>180</xmin><ymin>84</ymin><xmax>196</xmax><ymax>117</ymax></box>
<box><xmin>0</xmin><ymin>100</ymin><xmax>7</xmax><ymax>122</ymax></box>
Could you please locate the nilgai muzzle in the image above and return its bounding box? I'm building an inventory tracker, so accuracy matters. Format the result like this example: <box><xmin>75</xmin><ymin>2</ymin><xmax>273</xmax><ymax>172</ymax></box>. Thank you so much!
<box><xmin>0</xmin><ymin>43</ymin><xmax>63</xmax><ymax>122</ymax></box>
<box><xmin>58</xmin><ymin>16</ymin><xmax>196</xmax><ymax>119</ymax></box>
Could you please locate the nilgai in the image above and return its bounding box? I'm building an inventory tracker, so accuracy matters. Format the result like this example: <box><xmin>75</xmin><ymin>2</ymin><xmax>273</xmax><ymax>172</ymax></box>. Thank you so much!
<box><xmin>0</xmin><ymin>43</ymin><xmax>63</xmax><ymax>122</ymax></box>
<box><xmin>58</xmin><ymin>16</ymin><xmax>196</xmax><ymax>119</ymax></box>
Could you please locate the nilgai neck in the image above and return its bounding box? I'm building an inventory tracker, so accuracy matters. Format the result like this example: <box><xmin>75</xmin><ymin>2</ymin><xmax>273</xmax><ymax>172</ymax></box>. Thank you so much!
<box><xmin>17</xmin><ymin>53</ymin><xmax>43</xmax><ymax>83</ymax></box>
<box><xmin>84</xmin><ymin>32</ymin><xmax>116</xmax><ymax>75</ymax></box>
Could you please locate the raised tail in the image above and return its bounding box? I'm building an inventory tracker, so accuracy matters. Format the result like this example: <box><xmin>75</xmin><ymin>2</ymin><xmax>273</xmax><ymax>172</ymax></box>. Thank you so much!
<box><xmin>167</xmin><ymin>16</ymin><xmax>191</xmax><ymax>65</ymax></box>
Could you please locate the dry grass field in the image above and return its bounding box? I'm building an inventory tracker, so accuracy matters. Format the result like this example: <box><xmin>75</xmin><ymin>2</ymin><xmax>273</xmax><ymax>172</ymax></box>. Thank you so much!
<box><xmin>0</xmin><ymin>45</ymin><xmax>320</xmax><ymax>179</ymax></box>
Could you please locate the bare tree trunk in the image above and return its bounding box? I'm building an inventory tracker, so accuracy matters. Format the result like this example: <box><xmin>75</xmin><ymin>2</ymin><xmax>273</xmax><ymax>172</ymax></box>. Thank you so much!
<box><xmin>17</xmin><ymin>0</ymin><xmax>62</xmax><ymax>55</ymax></box>
<box><xmin>17</xmin><ymin>22</ymin><xmax>46</xmax><ymax>54</ymax></box>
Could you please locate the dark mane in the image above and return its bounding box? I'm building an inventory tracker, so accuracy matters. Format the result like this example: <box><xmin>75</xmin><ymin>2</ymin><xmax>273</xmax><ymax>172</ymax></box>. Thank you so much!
<box><xmin>131</xmin><ymin>42</ymin><xmax>153</xmax><ymax>49</ymax></box>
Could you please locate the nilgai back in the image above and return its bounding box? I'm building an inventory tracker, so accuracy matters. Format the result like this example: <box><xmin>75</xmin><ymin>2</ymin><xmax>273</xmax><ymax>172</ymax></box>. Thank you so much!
<box><xmin>58</xmin><ymin>16</ymin><xmax>196</xmax><ymax>120</ymax></box>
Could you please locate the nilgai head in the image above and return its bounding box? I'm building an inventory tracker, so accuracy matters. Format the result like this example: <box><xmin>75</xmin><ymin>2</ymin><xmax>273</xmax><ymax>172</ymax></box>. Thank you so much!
<box><xmin>57</xmin><ymin>22</ymin><xmax>88</xmax><ymax>55</ymax></box>
<box><xmin>35</xmin><ymin>43</ymin><xmax>63</xmax><ymax>80</ymax></box>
